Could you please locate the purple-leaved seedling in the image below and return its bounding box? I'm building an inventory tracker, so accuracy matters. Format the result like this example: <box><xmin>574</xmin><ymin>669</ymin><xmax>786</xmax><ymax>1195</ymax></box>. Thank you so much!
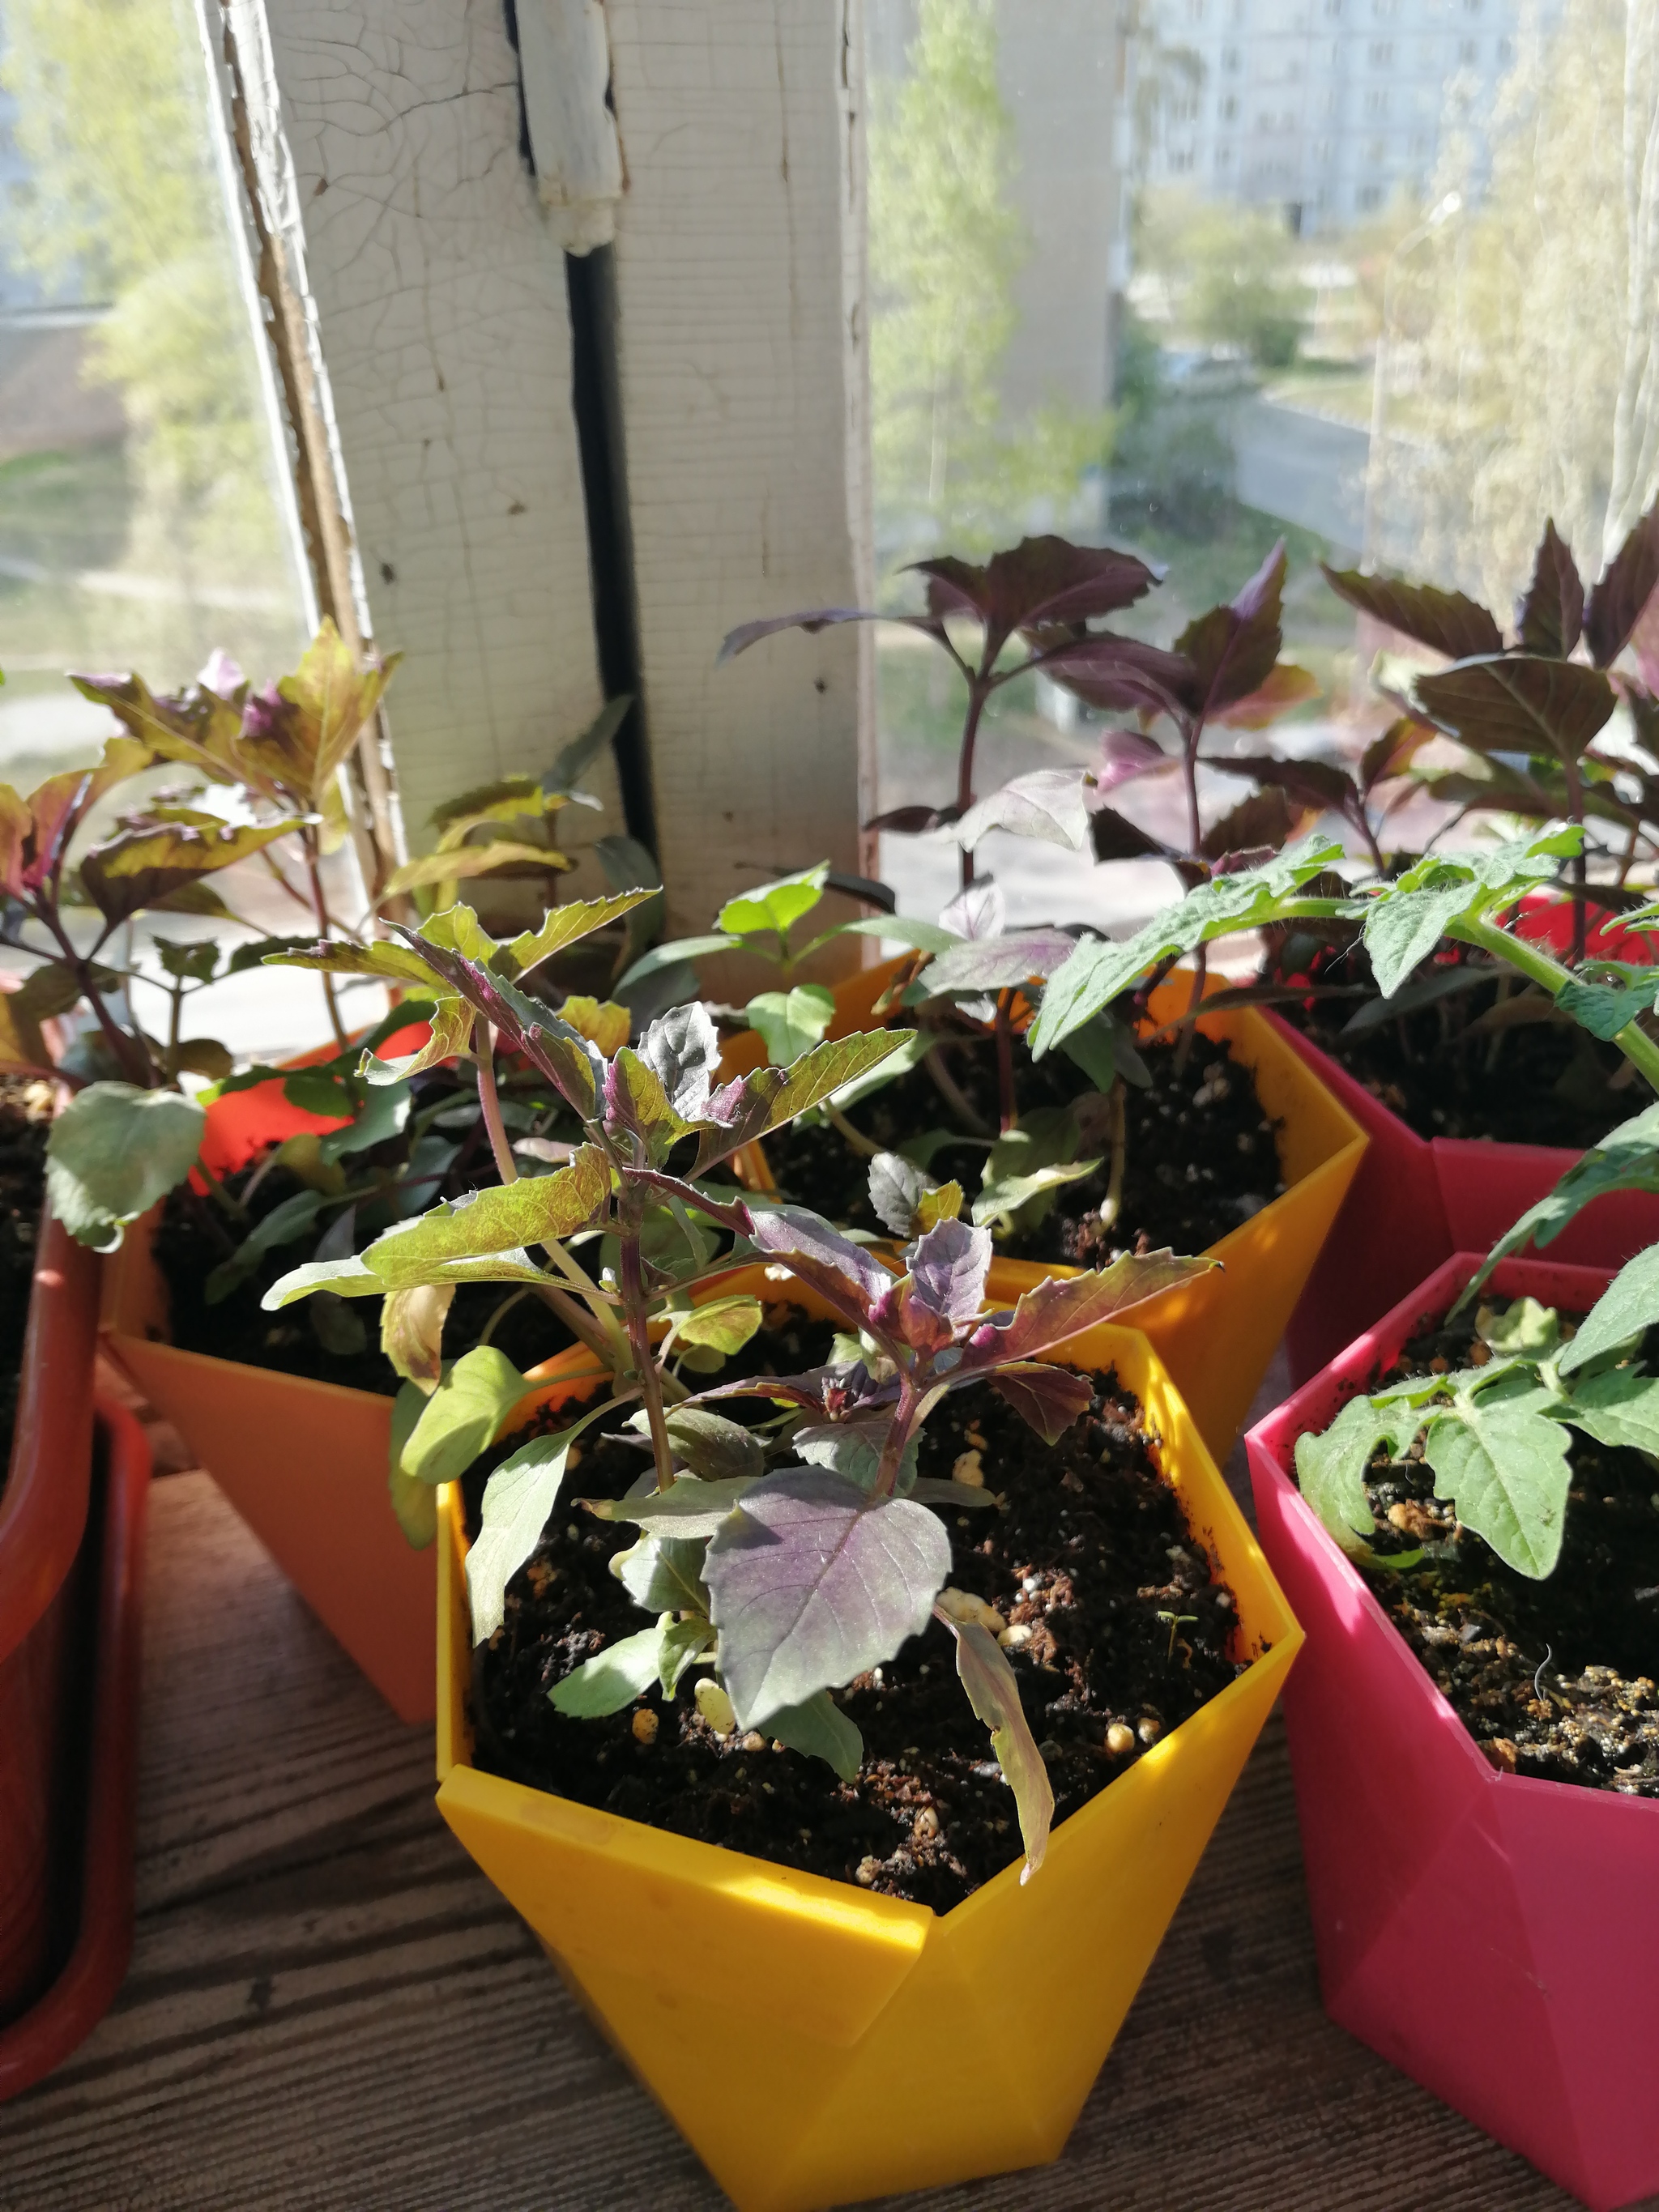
<box><xmin>262</xmin><ymin>919</ymin><xmax>1212</xmax><ymax>1879</ymax></box>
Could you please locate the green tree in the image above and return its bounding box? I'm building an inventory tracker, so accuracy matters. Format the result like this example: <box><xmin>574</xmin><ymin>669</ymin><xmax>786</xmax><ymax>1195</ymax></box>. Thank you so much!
<box><xmin>1</xmin><ymin>0</ymin><xmax>301</xmax><ymax>667</ymax></box>
<box><xmin>868</xmin><ymin>0</ymin><xmax>1110</xmax><ymax>560</ymax></box>
<box><xmin>1137</xmin><ymin>187</ymin><xmax>1306</xmax><ymax>370</ymax></box>
<box><xmin>1374</xmin><ymin>0</ymin><xmax>1659</xmax><ymax>606</ymax></box>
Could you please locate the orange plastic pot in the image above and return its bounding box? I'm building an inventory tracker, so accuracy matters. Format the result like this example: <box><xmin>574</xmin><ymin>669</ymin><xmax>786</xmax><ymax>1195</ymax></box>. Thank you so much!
<box><xmin>0</xmin><ymin>1210</ymin><xmax>103</xmax><ymax>2022</ymax></box>
<box><xmin>434</xmin><ymin>1265</ymin><xmax>1302</xmax><ymax>2212</ymax></box>
<box><xmin>733</xmin><ymin>962</ymin><xmax>1367</xmax><ymax>1464</ymax></box>
<box><xmin>101</xmin><ymin>1035</ymin><xmax>441</xmax><ymax>1725</ymax></box>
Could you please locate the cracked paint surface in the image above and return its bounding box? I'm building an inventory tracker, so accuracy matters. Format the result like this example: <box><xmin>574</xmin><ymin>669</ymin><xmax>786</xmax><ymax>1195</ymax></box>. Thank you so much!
<box><xmin>250</xmin><ymin>0</ymin><xmax>610</xmax><ymax>854</ymax></box>
<box><xmin>606</xmin><ymin>1</ymin><xmax>865</xmax><ymax>935</ymax></box>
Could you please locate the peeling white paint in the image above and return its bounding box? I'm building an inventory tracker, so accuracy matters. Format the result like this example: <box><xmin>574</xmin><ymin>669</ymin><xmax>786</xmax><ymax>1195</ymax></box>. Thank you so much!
<box><xmin>606</xmin><ymin>0</ymin><xmax>867</xmax><ymax>936</ymax></box>
<box><xmin>238</xmin><ymin>0</ymin><xmax>610</xmax><ymax>857</ymax></box>
<box><xmin>516</xmin><ymin>0</ymin><xmax>625</xmax><ymax>253</ymax></box>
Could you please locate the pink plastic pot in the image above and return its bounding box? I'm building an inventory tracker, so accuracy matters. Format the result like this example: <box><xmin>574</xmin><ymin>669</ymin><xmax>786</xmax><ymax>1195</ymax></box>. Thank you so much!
<box><xmin>1276</xmin><ymin>898</ymin><xmax>1659</xmax><ymax>1384</ymax></box>
<box><xmin>1247</xmin><ymin>1250</ymin><xmax>1659</xmax><ymax>2212</ymax></box>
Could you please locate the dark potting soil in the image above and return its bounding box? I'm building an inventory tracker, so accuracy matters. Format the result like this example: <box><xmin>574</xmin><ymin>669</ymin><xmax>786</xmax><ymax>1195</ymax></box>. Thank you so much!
<box><xmin>465</xmin><ymin>1312</ymin><xmax>1248</xmax><ymax>1910</ymax></box>
<box><xmin>758</xmin><ymin>1034</ymin><xmax>1283</xmax><ymax>1267</ymax></box>
<box><xmin>0</xmin><ymin>1077</ymin><xmax>52</xmax><ymax>1481</ymax></box>
<box><xmin>1346</xmin><ymin>1311</ymin><xmax>1659</xmax><ymax>1796</ymax></box>
<box><xmin>153</xmin><ymin>1157</ymin><xmax>578</xmax><ymax>1394</ymax></box>
<box><xmin>1282</xmin><ymin>948</ymin><xmax>1632</xmax><ymax>1150</ymax></box>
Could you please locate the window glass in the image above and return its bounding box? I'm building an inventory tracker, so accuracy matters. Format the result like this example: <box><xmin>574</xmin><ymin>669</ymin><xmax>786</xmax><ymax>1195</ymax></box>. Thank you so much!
<box><xmin>0</xmin><ymin>0</ymin><xmax>308</xmax><ymax>795</ymax></box>
<box><xmin>864</xmin><ymin>0</ymin><xmax>1653</xmax><ymax>926</ymax></box>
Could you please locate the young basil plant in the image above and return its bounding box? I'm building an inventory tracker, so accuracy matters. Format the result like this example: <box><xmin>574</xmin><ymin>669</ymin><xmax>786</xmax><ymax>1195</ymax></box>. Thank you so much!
<box><xmin>260</xmin><ymin>918</ymin><xmax>1213</xmax><ymax>1876</ymax></box>
<box><xmin>1295</xmin><ymin>1281</ymin><xmax>1659</xmax><ymax>1582</ymax></box>
<box><xmin>5</xmin><ymin>624</ymin><xmax>394</xmax><ymax>1250</ymax></box>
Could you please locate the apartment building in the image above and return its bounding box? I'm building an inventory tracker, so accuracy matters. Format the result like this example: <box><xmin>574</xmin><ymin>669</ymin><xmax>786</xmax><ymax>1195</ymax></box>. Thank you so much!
<box><xmin>1148</xmin><ymin>0</ymin><xmax>1559</xmax><ymax>231</ymax></box>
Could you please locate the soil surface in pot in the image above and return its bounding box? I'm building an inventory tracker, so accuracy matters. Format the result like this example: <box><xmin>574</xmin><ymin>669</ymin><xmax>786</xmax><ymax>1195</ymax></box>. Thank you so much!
<box><xmin>1339</xmin><ymin>1310</ymin><xmax>1659</xmax><ymax>1796</ymax></box>
<box><xmin>464</xmin><ymin>1310</ymin><xmax>1247</xmax><ymax>1909</ymax></box>
<box><xmin>0</xmin><ymin>1076</ymin><xmax>52</xmax><ymax>1479</ymax></box>
<box><xmin>155</xmin><ymin>1154</ymin><xmax>579</xmax><ymax>1393</ymax></box>
<box><xmin>759</xmin><ymin>1033</ymin><xmax>1283</xmax><ymax>1268</ymax></box>
<box><xmin>1280</xmin><ymin>948</ymin><xmax>1632</xmax><ymax>1150</ymax></box>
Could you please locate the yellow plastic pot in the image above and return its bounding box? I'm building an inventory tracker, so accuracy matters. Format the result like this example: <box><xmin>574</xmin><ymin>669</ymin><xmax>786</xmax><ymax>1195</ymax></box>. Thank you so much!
<box><xmin>435</xmin><ymin>1267</ymin><xmax>1302</xmax><ymax>2212</ymax></box>
<box><xmin>731</xmin><ymin>961</ymin><xmax>1367</xmax><ymax>1464</ymax></box>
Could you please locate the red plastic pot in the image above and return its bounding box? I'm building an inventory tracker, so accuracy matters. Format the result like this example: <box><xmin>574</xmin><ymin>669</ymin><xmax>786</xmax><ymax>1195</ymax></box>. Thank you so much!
<box><xmin>1247</xmin><ymin>1250</ymin><xmax>1659</xmax><ymax>2212</ymax></box>
<box><xmin>1277</xmin><ymin>898</ymin><xmax>1659</xmax><ymax>1384</ymax></box>
<box><xmin>0</xmin><ymin>1396</ymin><xmax>150</xmax><ymax>2098</ymax></box>
<box><xmin>0</xmin><ymin>1212</ymin><xmax>104</xmax><ymax>2023</ymax></box>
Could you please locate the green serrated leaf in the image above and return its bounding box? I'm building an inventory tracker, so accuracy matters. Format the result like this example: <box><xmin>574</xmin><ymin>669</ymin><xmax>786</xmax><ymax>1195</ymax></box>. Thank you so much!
<box><xmin>745</xmin><ymin>983</ymin><xmax>837</xmax><ymax>1065</ymax></box>
<box><xmin>1558</xmin><ymin>1245</ymin><xmax>1659</xmax><ymax>1375</ymax></box>
<box><xmin>45</xmin><ymin>1081</ymin><xmax>207</xmax><ymax>1251</ymax></box>
<box><xmin>1293</xmin><ymin>1393</ymin><xmax>1401</xmax><ymax>1549</ymax></box>
<box><xmin>1476</xmin><ymin>1295</ymin><xmax>1562</xmax><ymax>1358</ymax></box>
<box><xmin>1556</xmin><ymin>974</ymin><xmax>1659</xmax><ymax>1042</ymax></box>
<box><xmin>1029</xmin><ymin>837</ymin><xmax>1350</xmax><ymax>1056</ymax></box>
<box><xmin>1421</xmin><ymin>1396</ymin><xmax>1572</xmax><ymax>1578</ymax></box>
<box><xmin>1558</xmin><ymin>1366</ymin><xmax>1659</xmax><ymax>1457</ymax></box>
<box><xmin>1456</xmin><ymin>1102</ymin><xmax>1659</xmax><ymax>1311</ymax></box>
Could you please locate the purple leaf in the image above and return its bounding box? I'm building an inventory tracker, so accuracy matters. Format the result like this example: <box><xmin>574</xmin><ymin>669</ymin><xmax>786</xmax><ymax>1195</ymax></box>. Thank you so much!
<box><xmin>988</xmin><ymin>1362</ymin><xmax>1094</xmax><ymax>1443</ymax></box>
<box><xmin>743</xmin><ymin>1204</ymin><xmax>896</xmax><ymax>1337</ymax></box>
<box><xmin>638</xmin><ymin>999</ymin><xmax>721</xmax><ymax>1118</ymax></box>
<box><xmin>1175</xmin><ymin>541</ymin><xmax>1288</xmax><ymax>718</ymax></box>
<box><xmin>1516</xmin><ymin>519</ymin><xmax>1586</xmax><ymax>658</ymax></box>
<box><xmin>603</xmin><ymin>1049</ymin><xmax>685</xmax><ymax>1161</ymax></box>
<box><xmin>955</xmin><ymin>768</ymin><xmax>1091</xmax><ymax>854</ymax></box>
<box><xmin>1321</xmin><ymin>564</ymin><xmax>1504</xmax><ymax>660</ymax></box>
<box><xmin>963</xmin><ymin>1252</ymin><xmax>1210</xmax><ymax>1370</ymax></box>
<box><xmin>389</xmin><ymin>927</ymin><xmax>606</xmax><ymax>1121</ymax></box>
<box><xmin>1213</xmin><ymin>663</ymin><xmax>1322</xmax><ymax>729</ymax></box>
<box><xmin>1090</xmin><ymin>807</ymin><xmax>1172</xmax><ymax>866</ymax></box>
<box><xmin>1584</xmin><ymin>502</ymin><xmax>1659</xmax><ymax>667</ymax></box>
<box><xmin>911</xmin><ymin>538</ymin><xmax>1160</xmax><ymax>663</ymax></box>
<box><xmin>940</xmin><ymin>880</ymin><xmax>1006</xmax><ymax>940</ymax></box>
<box><xmin>1413</xmin><ymin>654</ymin><xmax>1616</xmax><ymax>768</ymax></box>
<box><xmin>1038</xmin><ymin>633</ymin><xmax>1192</xmax><ymax>718</ymax></box>
<box><xmin>1199</xmin><ymin>786</ymin><xmax>1303</xmax><ymax>863</ymax></box>
<box><xmin>702</xmin><ymin>1468</ymin><xmax>951</xmax><ymax>1726</ymax></box>
<box><xmin>719</xmin><ymin>607</ymin><xmax>942</xmax><ymax>664</ymax></box>
<box><xmin>1359</xmin><ymin>715</ymin><xmax>1437</xmax><ymax>795</ymax></box>
<box><xmin>904</xmin><ymin>1216</ymin><xmax>992</xmax><ymax>1331</ymax></box>
<box><xmin>689</xmin><ymin>1031</ymin><xmax>916</xmax><ymax>1170</ymax></box>
<box><xmin>686</xmin><ymin>1367</ymin><xmax>868</xmax><ymax>1417</ymax></box>
<box><xmin>1092</xmin><ymin>727</ymin><xmax>1169</xmax><ymax>798</ymax></box>
<box><xmin>1211</xmin><ymin>752</ymin><xmax>1359</xmax><ymax>821</ymax></box>
<box><xmin>939</xmin><ymin>1611</ymin><xmax>1053</xmax><ymax>1882</ymax></box>
<box><xmin>865</xmin><ymin>803</ymin><xmax>962</xmax><ymax>835</ymax></box>
<box><xmin>921</xmin><ymin>930</ymin><xmax>1077</xmax><ymax>995</ymax></box>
